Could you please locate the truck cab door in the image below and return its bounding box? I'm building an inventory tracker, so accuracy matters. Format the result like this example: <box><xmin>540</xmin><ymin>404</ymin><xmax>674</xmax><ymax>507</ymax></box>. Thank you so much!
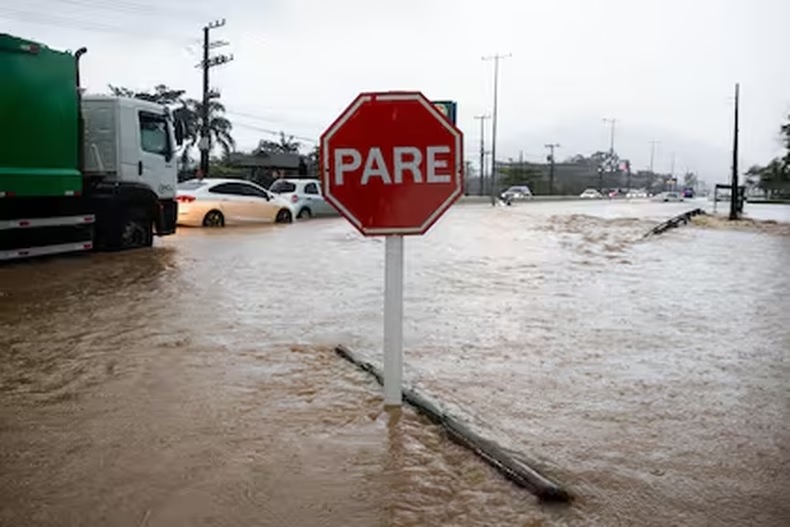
<box><xmin>124</xmin><ymin>109</ymin><xmax>176</xmax><ymax>198</ymax></box>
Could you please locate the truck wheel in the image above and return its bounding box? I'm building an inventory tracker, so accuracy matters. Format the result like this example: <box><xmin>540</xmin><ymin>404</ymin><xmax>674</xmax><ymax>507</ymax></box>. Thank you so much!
<box><xmin>120</xmin><ymin>212</ymin><xmax>153</xmax><ymax>249</ymax></box>
<box><xmin>276</xmin><ymin>209</ymin><xmax>293</xmax><ymax>224</ymax></box>
<box><xmin>297</xmin><ymin>207</ymin><xmax>312</xmax><ymax>219</ymax></box>
<box><xmin>202</xmin><ymin>210</ymin><xmax>225</xmax><ymax>227</ymax></box>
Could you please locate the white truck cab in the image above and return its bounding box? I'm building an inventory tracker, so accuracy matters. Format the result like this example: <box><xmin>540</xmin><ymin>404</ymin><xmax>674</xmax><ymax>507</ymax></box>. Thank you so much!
<box><xmin>81</xmin><ymin>96</ymin><xmax>178</xmax><ymax>200</ymax></box>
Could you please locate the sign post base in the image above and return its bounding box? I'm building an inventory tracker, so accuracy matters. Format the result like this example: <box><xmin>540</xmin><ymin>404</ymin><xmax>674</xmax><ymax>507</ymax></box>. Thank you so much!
<box><xmin>383</xmin><ymin>235</ymin><xmax>404</xmax><ymax>407</ymax></box>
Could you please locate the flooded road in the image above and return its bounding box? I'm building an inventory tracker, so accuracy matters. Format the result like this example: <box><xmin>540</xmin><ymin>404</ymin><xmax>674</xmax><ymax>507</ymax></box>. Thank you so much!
<box><xmin>1</xmin><ymin>199</ymin><xmax>788</xmax><ymax>526</ymax></box>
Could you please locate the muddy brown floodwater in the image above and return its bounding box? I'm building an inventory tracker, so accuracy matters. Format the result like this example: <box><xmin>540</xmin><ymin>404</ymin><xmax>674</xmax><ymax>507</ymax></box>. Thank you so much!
<box><xmin>1</xmin><ymin>199</ymin><xmax>788</xmax><ymax>526</ymax></box>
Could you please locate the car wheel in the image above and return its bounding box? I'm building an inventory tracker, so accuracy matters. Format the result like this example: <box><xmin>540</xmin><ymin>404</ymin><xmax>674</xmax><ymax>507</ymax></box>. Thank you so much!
<box><xmin>276</xmin><ymin>209</ymin><xmax>293</xmax><ymax>224</ymax></box>
<box><xmin>297</xmin><ymin>207</ymin><xmax>312</xmax><ymax>219</ymax></box>
<box><xmin>202</xmin><ymin>210</ymin><xmax>225</xmax><ymax>227</ymax></box>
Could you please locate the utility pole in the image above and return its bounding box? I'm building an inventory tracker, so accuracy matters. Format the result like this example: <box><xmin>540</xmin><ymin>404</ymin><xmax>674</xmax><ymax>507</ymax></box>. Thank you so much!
<box><xmin>730</xmin><ymin>83</ymin><xmax>740</xmax><ymax>220</ymax></box>
<box><xmin>483</xmin><ymin>53</ymin><xmax>511</xmax><ymax>206</ymax></box>
<box><xmin>602</xmin><ymin>118</ymin><xmax>617</xmax><ymax>194</ymax></box>
<box><xmin>603</xmin><ymin>118</ymin><xmax>617</xmax><ymax>157</ymax></box>
<box><xmin>649</xmin><ymin>140</ymin><xmax>660</xmax><ymax>173</ymax></box>
<box><xmin>199</xmin><ymin>19</ymin><xmax>233</xmax><ymax>178</ymax></box>
<box><xmin>544</xmin><ymin>143</ymin><xmax>560</xmax><ymax>195</ymax></box>
<box><xmin>474</xmin><ymin>114</ymin><xmax>491</xmax><ymax>196</ymax></box>
<box><xmin>670</xmin><ymin>153</ymin><xmax>676</xmax><ymax>190</ymax></box>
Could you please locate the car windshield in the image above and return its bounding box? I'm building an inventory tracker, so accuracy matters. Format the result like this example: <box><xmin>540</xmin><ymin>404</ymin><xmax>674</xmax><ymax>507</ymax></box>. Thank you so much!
<box><xmin>269</xmin><ymin>180</ymin><xmax>297</xmax><ymax>193</ymax></box>
<box><xmin>178</xmin><ymin>180</ymin><xmax>207</xmax><ymax>190</ymax></box>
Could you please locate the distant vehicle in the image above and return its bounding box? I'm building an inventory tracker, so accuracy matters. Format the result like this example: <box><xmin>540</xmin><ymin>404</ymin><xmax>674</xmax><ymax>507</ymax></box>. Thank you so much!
<box><xmin>269</xmin><ymin>178</ymin><xmax>338</xmax><ymax>219</ymax></box>
<box><xmin>682</xmin><ymin>188</ymin><xmax>695</xmax><ymax>198</ymax></box>
<box><xmin>580</xmin><ymin>189</ymin><xmax>603</xmax><ymax>199</ymax></box>
<box><xmin>176</xmin><ymin>178</ymin><xmax>294</xmax><ymax>227</ymax></box>
<box><xmin>500</xmin><ymin>185</ymin><xmax>532</xmax><ymax>202</ymax></box>
<box><xmin>626</xmin><ymin>190</ymin><xmax>648</xmax><ymax>198</ymax></box>
<box><xmin>653</xmin><ymin>191</ymin><xmax>684</xmax><ymax>202</ymax></box>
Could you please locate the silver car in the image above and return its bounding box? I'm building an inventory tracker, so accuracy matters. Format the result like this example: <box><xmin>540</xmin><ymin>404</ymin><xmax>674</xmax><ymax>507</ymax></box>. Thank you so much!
<box><xmin>269</xmin><ymin>178</ymin><xmax>338</xmax><ymax>219</ymax></box>
<box><xmin>500</xmin><ymin>185</ymin><xmax>532</xmax><ymax>202</ymax></box>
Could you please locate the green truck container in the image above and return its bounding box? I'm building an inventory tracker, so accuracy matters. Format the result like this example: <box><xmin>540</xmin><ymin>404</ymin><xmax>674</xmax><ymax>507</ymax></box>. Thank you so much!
<box><xmin>0</xmin><ymin>33</ymin><xmax>179</xmax><ymax>261</ymax></box>
<box><xmin>0</xmin><ymin>33</ymin><xmax>82</xmax><ymax>197</ymax></box>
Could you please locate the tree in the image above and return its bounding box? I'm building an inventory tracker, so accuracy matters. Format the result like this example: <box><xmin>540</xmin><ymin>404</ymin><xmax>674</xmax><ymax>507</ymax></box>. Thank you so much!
<box><xmin>499</xmin><ymin>165</ymin><xmax>542</xmax><ymax>189</ymax></box>
<box><xmin>683</xmin><ymin>171</ymin><xmax>698</xmax><ymax>189</ymax></box>
<box><xmin>109</xmin><ymin>84</ymin><xmax>186</xmax><ymax>106</ymax></box>
<box><xmin>178</xmin><ymin>97</ymin><xmax>236</xmax><ymax>166</ymax></box>
<box><xmin>253</xmin><ymin>132</ymin><xmax>302</xmax><ymax>155</ymax></box>
<box><xmin>751</xmin><ymin>159</ymin><xmax>789</xmax><ymax>197</ymax></box>
<box><xmin>781</xmin><ymin>114</ymin><xmax>790</xmax><ymax>170</ymax></box>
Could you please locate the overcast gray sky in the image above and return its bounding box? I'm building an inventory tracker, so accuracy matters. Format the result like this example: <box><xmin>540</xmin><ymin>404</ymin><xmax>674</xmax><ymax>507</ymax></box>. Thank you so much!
<box><xmin>4</xmin><ymin>0</ymin><xmax>789</xmax><ymax>182</ymax></box>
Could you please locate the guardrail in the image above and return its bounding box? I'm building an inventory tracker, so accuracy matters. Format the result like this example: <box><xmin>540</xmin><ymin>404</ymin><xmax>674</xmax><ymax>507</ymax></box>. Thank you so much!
<box><xmin>643</xmin><ymin>208</ymin><xmax>706</xmax><ymax>238</ymax></box>
<box><xmin>335</xmin><ymin>345</ymin><xmax>572</xmax><ymax>503</ymax></box>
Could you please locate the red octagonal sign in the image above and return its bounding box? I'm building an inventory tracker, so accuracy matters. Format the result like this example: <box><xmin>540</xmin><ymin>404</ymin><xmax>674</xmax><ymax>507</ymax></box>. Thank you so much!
<box><xmin>321</xmin><ymin>92</ymin><xmax>464</xmax><ymax>236</ymax></box>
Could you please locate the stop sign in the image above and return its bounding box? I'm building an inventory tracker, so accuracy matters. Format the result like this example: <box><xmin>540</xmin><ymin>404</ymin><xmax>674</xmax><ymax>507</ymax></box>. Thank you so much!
<box><xmin>321</xmin><ymin>92</ymin><xmax>463</xmax><ymax>235</ymax></box>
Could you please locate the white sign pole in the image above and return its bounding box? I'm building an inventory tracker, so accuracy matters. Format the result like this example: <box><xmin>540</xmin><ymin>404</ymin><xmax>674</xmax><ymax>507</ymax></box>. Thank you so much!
<box><xmin>383</xmin><ymin>234</ymin><xmax>404</xmax><ymax>407</ymax></box>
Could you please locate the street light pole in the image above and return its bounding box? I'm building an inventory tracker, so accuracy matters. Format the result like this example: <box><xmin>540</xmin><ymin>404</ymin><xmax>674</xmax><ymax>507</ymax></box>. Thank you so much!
<box><xmin>649</xmin><ymin>140</ymin><xmax>660</xmax><ymax>173</ymax></box>
<box><xmin>474</xmin><ymin>114</ymin><xmax>491</xmax><ymax>196</ymax></box>
<box><xmin>603</xmin><ymin>118</ymin><xmax>617</xmax><ymax>157</ymax></box>
<box><xmin>544</xmin><ymin>143</ymin><xmax>560</xmax><ymax>195</ymax></box>
<box><xmin>483</xmin><ymin>53</ymin><xmax>511</xmax><ymax>206</ymax></box>
<box><xmin>730</xmin><ymin>83</ymin><xmax>740</xmax><ymax>220</ymax></box>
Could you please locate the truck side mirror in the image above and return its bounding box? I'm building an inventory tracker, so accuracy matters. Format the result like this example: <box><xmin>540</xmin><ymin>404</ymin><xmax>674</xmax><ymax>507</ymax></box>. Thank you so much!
<box><xmin>174</xmin><ymin>120</ymin><xmax>186</xmax><ymax>147</ymax></box>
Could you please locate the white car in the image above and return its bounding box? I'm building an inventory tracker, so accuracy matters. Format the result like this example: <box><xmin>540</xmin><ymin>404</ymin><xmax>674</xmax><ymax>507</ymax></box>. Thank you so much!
<box><xmin>500</xmin><ymin>185</ymin><xmax>532</xmax><ymax>202</ymax></box>
<box><xmin>580</xmin><ymin>188</ymin><xmax>603</xmax><ymax>199</ymax></box>
<box><xmin>652</xmin><ymin>191</ymin><xmax>684</xmax><ymax>203</ymax></box>
<box><xmin>269</xmin><ymin>178</ymin><xmax>338</xmax><ymax>219</ymax></box>
<box><xmin>176</xmin><ymin>178</ymin><xmax>295</xmax><ymax>227</ymax></box>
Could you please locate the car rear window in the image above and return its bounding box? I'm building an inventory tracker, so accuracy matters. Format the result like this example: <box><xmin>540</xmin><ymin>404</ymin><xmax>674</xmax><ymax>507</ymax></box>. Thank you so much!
<box><xmin>178</xmin><ymin>180</ymin><xmax>207</xmax><ymax>190</ymax></box>
<box><xmin>270</xmin><ymin>180</ymin><xmax>297</xmax><ymax>193</ymax></box>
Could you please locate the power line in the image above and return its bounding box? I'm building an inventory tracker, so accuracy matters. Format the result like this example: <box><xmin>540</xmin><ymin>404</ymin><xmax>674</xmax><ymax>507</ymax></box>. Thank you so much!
<box><xmin>20</xmin><ymin>0</ymin><xmax>211</xmax><ymax>22</ymax></box>
<box><xmin>232</xmin><ymin>122</ymin><xmax>318</xmax><ymax>144</ymax></box>
<box><xmin>0</xmin><ymin>6</ymin><xmax>194</xmax><ymax>42</ymax></box>
<box><xmin>226</xmin><ymin>109</ymin><xmax>324</xmax><ymax>131</ymax></box>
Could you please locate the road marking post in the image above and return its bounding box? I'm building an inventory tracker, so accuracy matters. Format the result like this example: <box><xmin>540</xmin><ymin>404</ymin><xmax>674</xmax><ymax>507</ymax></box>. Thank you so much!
<box><xmin>383</xmin><ymin>234</ymin><xmax>404</xmax><ymax>406</ymax></box>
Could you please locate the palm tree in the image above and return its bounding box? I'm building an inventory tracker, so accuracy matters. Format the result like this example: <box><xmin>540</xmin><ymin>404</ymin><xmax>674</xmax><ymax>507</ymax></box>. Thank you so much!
<box><xmin>177</xmin><ymin>98</ymin><xmax>236</xmax><ymax>169</ymax></box>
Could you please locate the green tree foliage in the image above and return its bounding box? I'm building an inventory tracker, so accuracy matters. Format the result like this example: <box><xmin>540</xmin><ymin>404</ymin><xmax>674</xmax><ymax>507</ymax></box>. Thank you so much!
<box><xmin>253</xmin><ymin>132</ymin><xmax>301</xmax><ymax>155</ymax></box>
<box><xmin>499</xmin><ymin>165</ymin><xmax>542</xmax><ymax>189</ymax></box>
<box><xmin>178</xmin><ymin>97</ymin><xmax>236</xmax><ymax>163</ymax></box>
<box><xmin>781</xmin><ymin>113</ymin><xmax>790</xmax><ymax>170</ymax></box>
<box><xmin>683</xmin><ymin>171</ymin><xmax>698</xmax><ymax>189</ymax></box>
<box><xmin>746</xmin><ymin>114</ymin><xmax>790</xmax><ymax>197</ymax></box>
